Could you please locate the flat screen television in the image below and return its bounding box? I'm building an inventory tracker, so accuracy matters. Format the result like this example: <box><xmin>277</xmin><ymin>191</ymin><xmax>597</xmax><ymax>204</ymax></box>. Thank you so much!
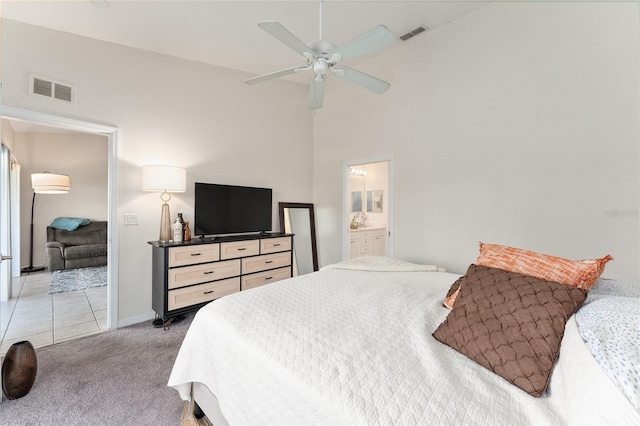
<box><xmin>194</xmin><ymin>182</ymin><xmax>272</xmax><ymax>236</ymax></box>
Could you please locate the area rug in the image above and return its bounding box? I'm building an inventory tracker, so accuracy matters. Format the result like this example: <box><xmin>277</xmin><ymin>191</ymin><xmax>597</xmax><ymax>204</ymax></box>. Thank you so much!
<box><xmin>48</xmin><ymin>265</ymin><xmax>107</xmax><ymax>294</ymax></box>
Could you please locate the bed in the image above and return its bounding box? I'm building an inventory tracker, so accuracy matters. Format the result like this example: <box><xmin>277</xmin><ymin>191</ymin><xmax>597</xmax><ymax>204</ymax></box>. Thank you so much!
<box><xmin>168</xmin><ymin>252</ymin><xmax>640</xmax><ymax>425</ymax></box>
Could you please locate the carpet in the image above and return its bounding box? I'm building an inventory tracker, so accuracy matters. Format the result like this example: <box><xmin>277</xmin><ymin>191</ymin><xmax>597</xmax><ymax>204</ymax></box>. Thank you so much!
<box><xmin>48</xmin><ymin>265</ymin><xmax>107</xmax><ymax>294</ymax></box>
<box><xmin>0</xmin><ymin>313</ymin><xmax>195</xmax><ymax>425</ymax></box>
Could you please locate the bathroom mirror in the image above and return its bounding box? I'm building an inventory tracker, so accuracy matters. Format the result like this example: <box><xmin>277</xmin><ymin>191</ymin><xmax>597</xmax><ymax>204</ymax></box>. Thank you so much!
<box><xmin>367</xmin><ymin>190</ymin><xmax>383</xmax><ymax>213</ymax></box>
<box><xmin>351</xmin><ymin>191</ymin><xmax>363</xmax><ymax>212</ymax></box>
<box><xmin>279</xmin><ymin>202</ymin><xmax>319</xmax><ymax>275</ymax></box>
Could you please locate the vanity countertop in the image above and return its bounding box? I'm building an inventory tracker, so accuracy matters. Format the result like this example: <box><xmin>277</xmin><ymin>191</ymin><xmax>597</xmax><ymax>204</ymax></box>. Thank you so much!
<box><xmin>349</xmin><ymin>225</ymin><xmax>386</xmax><ymax>232</ymax></box>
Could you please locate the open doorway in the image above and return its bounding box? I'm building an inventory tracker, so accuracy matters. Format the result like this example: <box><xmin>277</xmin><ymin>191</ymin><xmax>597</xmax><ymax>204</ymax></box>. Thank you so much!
<box><xmin>343</xmin><ymin>157</ymin><xmax>393</xmax><ymax>261</ymax></box>
<box><xmin>0</xmin><ymin>107</ymin><xmax>118</xmax><ymax>356</ymax></box>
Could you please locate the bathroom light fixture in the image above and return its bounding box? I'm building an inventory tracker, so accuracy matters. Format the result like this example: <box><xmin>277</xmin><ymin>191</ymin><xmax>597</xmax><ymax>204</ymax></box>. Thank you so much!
<box><xmin>22</xmin><ymin>172</ymin><xmax>71</xmax><ymax>273</ymax></box>
<box><xmin>142</xmin><ymin>165</ymin><xmax>186</xmax><ymax>243</ymax></box>
<box><xmin>350</xmin><ymin>168</ymin><xmax>367</xmax><ymax>176</ymax></box>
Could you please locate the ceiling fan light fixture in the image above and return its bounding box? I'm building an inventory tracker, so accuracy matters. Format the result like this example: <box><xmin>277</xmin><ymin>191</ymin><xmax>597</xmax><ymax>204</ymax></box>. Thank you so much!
<box><xmin>90</xmin><ymin>0</ymin><xmax>110</xmax><ymax>9</ymax></box>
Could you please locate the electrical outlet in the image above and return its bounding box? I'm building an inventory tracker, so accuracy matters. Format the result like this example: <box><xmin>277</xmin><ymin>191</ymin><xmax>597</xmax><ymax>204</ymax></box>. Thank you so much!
<box><xmin>124</xmin><ymin>213</ymin><xmax>138</xmax><ymax>226</ymax></box>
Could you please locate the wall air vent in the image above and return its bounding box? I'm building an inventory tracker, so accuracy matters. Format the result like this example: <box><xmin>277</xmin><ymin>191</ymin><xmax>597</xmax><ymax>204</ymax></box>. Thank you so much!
<box><xmin>400</xmin><ymin>25</ymin><xmax>429</xmax><ymax>41</ymax></box>
<box><xmin>30</xmin><ymin>75</ymin><xmax>75</xmax><ymax>103</ymax></box>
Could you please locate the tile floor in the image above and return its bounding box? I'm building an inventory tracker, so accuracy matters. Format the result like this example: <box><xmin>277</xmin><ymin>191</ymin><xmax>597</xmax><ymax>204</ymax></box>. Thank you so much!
<box><xmin>0</xmin><ymin>271</ymin><xmax>107</xmax><ymax>357</ymax></box>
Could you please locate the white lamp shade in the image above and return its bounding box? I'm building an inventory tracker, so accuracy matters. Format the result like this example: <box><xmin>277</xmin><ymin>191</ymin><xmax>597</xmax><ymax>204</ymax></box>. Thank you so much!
<box><xmin>142</xmin><ymin>165</ymin><xmax>186</xmax><ymax>193</ymax></box>
<box><xmin>31</xmin><ymin>173</ymin><xmax>71</xmax><ymax>194</ymax></box>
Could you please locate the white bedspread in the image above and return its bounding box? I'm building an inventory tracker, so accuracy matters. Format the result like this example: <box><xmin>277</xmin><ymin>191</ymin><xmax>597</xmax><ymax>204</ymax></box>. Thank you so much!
<box><xmin>169</xmin><ymin>265</ymin><xmax>640</xmax><ymax>425</ymax></box>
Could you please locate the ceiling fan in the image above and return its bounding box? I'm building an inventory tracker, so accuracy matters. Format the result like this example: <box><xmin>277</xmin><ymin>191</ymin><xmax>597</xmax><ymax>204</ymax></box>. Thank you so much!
<box><xmin>244</xmin><ymin>1</ymin><xmax>394</xmax><ymax>110</ymax></box>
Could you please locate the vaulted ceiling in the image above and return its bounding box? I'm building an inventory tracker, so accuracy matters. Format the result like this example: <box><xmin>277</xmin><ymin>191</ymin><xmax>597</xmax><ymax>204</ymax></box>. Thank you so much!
<box><xmin>3</xmin><ymin>1</ymin><xmax>488</xmax><ymax>81</ymax></box>
<box><xmin>3</xmin><ymin>1</ymin><xmax>489</xmax><ymax>131</ymax></box>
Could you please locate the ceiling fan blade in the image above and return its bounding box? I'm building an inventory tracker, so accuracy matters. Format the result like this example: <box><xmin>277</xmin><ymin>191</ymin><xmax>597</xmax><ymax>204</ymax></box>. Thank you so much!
<box><xmin>309</xmin><ymin>76</ymin><xmax>326</xmax><ymax>110</ymax></box>
<box><xmin>333</xmin><ymin>66</ymin><xmax>390</xmax><ymax>94</ymax></box>
<box><xmin>329</xmin><ymin>25</ymin><xmax>394</xmax><ymax>62</ymax></box>
<box><xmin>244</xmin><ymin>66</ymin><xmax>310</xmax><ymax>85</ymax></box>
<box><xmin>258</xmin><ymin>21</ymin><xmax>315</xmax><ymax>58</ymax></box>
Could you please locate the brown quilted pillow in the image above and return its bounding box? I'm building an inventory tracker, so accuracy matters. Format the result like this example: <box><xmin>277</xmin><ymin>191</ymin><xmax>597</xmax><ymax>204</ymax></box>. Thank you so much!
<box><xmin>433</xmin><ymin>264</ymin><xmax>588</xmax><ymax>397</ymax></box>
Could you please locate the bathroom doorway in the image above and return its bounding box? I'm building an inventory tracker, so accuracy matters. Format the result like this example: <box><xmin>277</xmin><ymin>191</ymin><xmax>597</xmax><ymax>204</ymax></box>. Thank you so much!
<box><xmin>343</xmin><ymin>157</ymin><xmax>393</xmax><ymax>260</ymax></box>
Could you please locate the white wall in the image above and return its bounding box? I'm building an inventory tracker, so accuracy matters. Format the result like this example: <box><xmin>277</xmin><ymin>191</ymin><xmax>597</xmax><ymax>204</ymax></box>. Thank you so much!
<box><xmin>314</xmin><ymin>2</ymin><xmax>639</xmax><ymax>278</ymax></box>
<box><xmin>2</xmin><ymin>19</ymin><xmax>313</xmax><ymax>324</ymax></box>
<box><xmin>11</xmin><ymin>131</ymin><xmax>108</xmax><ymax>268</ymax></box>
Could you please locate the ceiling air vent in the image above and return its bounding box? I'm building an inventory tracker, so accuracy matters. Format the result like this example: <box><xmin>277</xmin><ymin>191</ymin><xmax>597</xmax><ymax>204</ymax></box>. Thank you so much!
<box><xmin>400</xmin><ymin>25</ymin><xmax>429</xmax><ymax>41</ymax></box>
<box><xmin>30</xmin><ymin>75</ymin><xmax>75</xmax><ymax>103</ymax></box>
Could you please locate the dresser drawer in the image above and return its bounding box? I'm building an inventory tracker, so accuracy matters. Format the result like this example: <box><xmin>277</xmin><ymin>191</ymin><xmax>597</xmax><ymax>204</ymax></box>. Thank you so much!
<box><xmin>168</xmin><ymin>244</ymin><xmax>220</xmax><ymax>267</ymax></box>
<box><xmin>168</xmin><ymin>259</ymin><xmax>241</xmax><ymax>290</ymax></box>
<box><xmin>260</xmin><ymin>237</ymin><xmax>292</xmax><ymax>254</ymax></box>
<box><xmin>242</xmin><ymin>252</ymin><xmax>291</xmax><ymax>274</ymax></box>
<box><xmin>168</xmin><ymin>277</ymin><xmax>240</xmax><ymax>311</ymax></box>
<box><xmin>241</xmin><ymin>267</ymin><xmax>291</xmax><ymax>291</ymax></box>
<box><xmin>220</xmin><ymin>240</ymin><xmax>260</xmax><ymax>260</ymax></box>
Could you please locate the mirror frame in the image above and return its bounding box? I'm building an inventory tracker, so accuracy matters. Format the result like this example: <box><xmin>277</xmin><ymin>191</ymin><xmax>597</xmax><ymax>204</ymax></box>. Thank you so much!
<box><xmin>278</xmin><ymin>202</ymin><xmax>319</xmax><ymax>272</ymax></box>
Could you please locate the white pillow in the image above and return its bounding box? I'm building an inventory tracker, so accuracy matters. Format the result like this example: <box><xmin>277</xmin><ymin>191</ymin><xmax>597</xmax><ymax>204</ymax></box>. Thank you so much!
<box><xmin>322</xmin><ymin>256</ymin><xmax>444</xmax><ymax>272</ymax></box>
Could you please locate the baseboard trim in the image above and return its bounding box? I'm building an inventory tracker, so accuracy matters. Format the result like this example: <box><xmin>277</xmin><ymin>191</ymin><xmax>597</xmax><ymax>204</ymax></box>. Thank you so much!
<box><xmin>117</xmin><ymin>311</ymin><xmax>155</xmax><ymax>328</ymax></box>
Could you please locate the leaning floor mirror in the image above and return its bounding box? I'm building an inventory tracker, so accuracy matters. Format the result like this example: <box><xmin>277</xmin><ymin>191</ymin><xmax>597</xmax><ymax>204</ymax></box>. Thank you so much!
<box><xmin>279</xmin><ymin>202</ymin><xmax>319</xmax><ymax>276</ymax></box>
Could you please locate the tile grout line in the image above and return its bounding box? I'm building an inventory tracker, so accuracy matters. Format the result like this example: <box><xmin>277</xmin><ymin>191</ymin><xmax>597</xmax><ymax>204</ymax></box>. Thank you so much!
<box><xmin>86</xmin><ymin>289</ymin><xmax>101</xmax><ymax>331</ymax></box>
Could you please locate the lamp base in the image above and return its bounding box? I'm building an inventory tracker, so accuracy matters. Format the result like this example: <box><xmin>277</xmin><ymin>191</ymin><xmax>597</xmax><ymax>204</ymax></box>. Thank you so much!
<box><xmin>159</xmin><ymin>202</ymin><xmax>172</xmax><ymax>243</ymax></box>
<box><xmin>20</xmin><ymin>266</ymin><xmax>45</xmax><ymax>274</ymax></box>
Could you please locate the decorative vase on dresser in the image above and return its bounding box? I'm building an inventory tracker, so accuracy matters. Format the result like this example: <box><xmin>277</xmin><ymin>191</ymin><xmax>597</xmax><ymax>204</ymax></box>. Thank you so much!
<box><xmin>1</xmin><ymin>340</ymin><xmax>38</xmax><ymax>400</ymax></box>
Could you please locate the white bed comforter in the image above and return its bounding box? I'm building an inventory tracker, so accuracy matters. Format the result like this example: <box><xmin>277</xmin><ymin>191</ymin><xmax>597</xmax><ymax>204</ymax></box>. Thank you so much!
<box><xmin>169</xmin><ymin>264</ymin><xmax>640</xmax><ymax>425</ymax></box>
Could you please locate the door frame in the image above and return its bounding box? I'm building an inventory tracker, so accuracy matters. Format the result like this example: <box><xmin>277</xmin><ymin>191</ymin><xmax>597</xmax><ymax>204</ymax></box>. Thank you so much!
<box><xmin>2</xmin><ymin>106</ymin><xmax>119</xmax><ymax>330</ymax></box>
<box><xmin>342</xmin><ymin>155</ymin><xmax>394</xmax><ymax>260</ymax></box>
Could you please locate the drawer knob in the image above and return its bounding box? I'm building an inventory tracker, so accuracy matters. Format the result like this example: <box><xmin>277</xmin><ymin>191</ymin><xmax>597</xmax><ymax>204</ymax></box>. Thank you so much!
<box><xmin>237</xmin><ymin>248</ymin><xmax>247</xmax><ymax>251</ymax></box>
<box><xmin>265</xmin><ymin>276</ymin><xmax>273</xmax><ymax>280</ymax></box>
<box><xmin>203</xmin><ymin>290</ymin><xmax>215</xmax><ymax>294</ymax></box>
<box><xmin>265</xmin><ymin>260</ymin><xmax>273</xmax><ymax>264</ymax></box>
<box><xmin>203</xmin><ymin>271</ymin><xmax>214</xmax><ymax>275</ymax></box>
<box><xmin>273</xmin><ymin>243</ymin><xmax>281</xmax><ymax>246</ymax></box>
<box><xmin>190</xmin><ymin>253</ymin><xmax>202</xmax><ymax>256</ymax></box>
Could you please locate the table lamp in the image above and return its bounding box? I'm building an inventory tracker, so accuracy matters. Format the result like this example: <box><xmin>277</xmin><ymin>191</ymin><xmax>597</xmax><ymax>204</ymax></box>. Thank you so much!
<box><xmin>142</xmin><ymin>165</ymin><xmax>186</xmax><ymax>243</ymax></box>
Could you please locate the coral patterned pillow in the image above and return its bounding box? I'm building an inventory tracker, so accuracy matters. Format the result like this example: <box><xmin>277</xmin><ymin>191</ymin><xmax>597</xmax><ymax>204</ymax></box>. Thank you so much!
<box><xmin>443</xmin><ymin>276</ymin><xmax>463</xmax><ymax>309</ymax></box>
<box><xmin>477</xmin><ymin>242</ymin><xmax>611</xmax><ymax>291</ymax></box>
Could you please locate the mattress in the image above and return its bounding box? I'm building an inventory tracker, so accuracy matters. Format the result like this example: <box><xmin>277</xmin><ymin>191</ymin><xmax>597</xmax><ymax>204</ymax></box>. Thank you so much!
<box><xmin>168</xmin><ymin>259</ymin><xmax>640</xmax><ymax>425</ymax></box>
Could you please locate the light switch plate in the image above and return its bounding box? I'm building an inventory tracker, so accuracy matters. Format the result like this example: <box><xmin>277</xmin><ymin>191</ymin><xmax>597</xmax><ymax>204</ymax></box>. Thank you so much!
<box><xmin>124</xmin><ymin>213</ymin><xmax>138</xmax><ymax>226</ymax></box>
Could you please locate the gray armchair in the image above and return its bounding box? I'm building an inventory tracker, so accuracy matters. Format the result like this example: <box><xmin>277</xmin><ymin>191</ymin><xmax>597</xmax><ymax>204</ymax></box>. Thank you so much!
<box><xmin>45</xmin><ymin>221</ymin><xmax>108</xmax><ymax>271</ymax></box>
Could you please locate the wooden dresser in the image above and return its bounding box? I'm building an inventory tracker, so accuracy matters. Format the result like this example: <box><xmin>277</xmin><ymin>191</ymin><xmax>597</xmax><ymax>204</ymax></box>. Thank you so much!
<box><xmin>149</xmin><ymin>233</ymin><xmax>293</xmax><ymax>324</ymax></box>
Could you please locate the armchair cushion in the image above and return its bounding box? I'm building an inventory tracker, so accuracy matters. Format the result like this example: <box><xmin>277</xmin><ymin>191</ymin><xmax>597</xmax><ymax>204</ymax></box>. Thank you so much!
<box><xmin>64</xmin><ymin>244</ymin><xmax>107</xmax><ymax>260</ymax></box>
